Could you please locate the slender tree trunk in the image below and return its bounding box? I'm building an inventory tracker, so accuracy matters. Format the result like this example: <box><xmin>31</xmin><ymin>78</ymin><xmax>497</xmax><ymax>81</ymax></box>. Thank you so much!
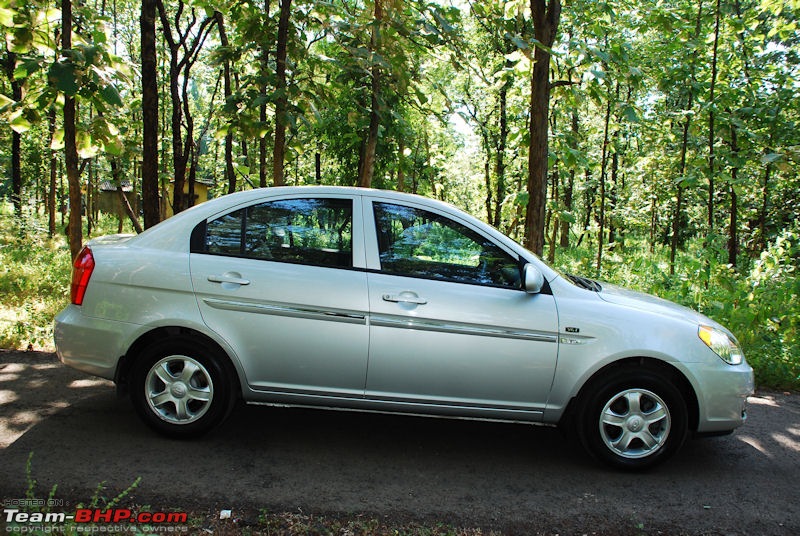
<box><xmin>758</xmin><ymin>161</ymin><xmax>771</xmax><ymax>251</ymax></box>
<box><xmin>215</xmin><ymin>11</ymin><xmax>236</xmax><ymax>195</ymax></box>
<box><xmin>358</xmin><ymin>0</ymin><xmax>383</xmax><ymax>188</ymax></box>
<box><xmin>728</xmin><ymin>183</ymin><xmax>738</xmax><ymax>267</ymax></box>
<box><xmin>524</xmin><ymin>0</ymin><xmax>561</xmax><ymax>256</ymax></box>
<box><xmin>547</xmin><ymin>168</ymin><xmax>559</xmax><ymax>263</ymax></box>
<box><xmin>48</xmin><ymin>107</ymin><xmax>57</xmax><ymax>236</ymax></box>
<box><xmin>272</xmin><ymin>0</ymin><xmax>292</xmax><ymax>186</ymax></box>
<box><xmin>670</xmin><ymin>0</ymin><xmax>704</xmax><ymax>275</ymax></box>
<box><xmin>724</xmin><ymin>118</ymin><xmax>740</xmax><ymax>268</ymax></box>
<box><xmin>141</xmin><ymin>0</ymin><xmax>160</xmax><ymax>227</ymax></box>
<box><xmin>2</xmin><ymin>51</ymin><xmax>23</xmax><ymax>215</ymax></box>
<box><xmin>397</xmin><ymin>137</ymin><xmax>405</xmax><ymax>192</ymax></box>
<box><xmin>707</xmin><ymin>0</ymin><xmax>721</xmax><ymax>234</ymax></box>
<box><xmin>493</xmin><ymin>80</ymin><xmax>509</xmax><ymax>229</ymax></box>
<box><xmin>596</xmin><ymin>90</ymin><xmax>612</xmax><ymax>272</ymax></box>
<box><xmin>111</xmin><ymin>159</ymin><xmax>143</xmax><ymax>233</ymax></box>
<box><xmin>576</xmin><ymin>169</ymin><xmax>592</xmax><ymax>248</ymax></box>
<box><xmin>560</xmin><ymin>111</ymin><xmax>578</xmax><ymax>249</ymax></box>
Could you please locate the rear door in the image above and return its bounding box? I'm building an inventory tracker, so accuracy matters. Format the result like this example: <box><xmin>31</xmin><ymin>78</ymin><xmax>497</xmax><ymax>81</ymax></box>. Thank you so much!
<box><xmin>362</xmin><ymin>197</ymin><xmax>559</xmax><ymax>419</ymax></box>
<box><xmin>189</xmin><ymin>194</ymin><xmax>369</xmax><ymax>398</ymax></box>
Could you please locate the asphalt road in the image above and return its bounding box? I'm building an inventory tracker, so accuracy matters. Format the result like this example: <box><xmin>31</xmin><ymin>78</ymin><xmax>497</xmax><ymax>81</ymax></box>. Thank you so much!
<box><xmin>1</xmin><ymin>350</ymin><xmax>799</xmax><ymax>535</ymax></box>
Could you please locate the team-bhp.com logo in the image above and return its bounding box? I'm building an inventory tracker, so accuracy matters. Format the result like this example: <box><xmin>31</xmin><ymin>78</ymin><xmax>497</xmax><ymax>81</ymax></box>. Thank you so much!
<box><xmin>3</xmin><ymin>507</ymin><xmax>188</xmax><ymax>533</ymax></box>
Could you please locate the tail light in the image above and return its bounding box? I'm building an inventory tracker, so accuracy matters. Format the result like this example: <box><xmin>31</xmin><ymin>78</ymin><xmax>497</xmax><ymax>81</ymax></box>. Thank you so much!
<box><xmin>71</xmin><ymin>246</ymin><xmax>95</xmax><ymax>305</ymax></box>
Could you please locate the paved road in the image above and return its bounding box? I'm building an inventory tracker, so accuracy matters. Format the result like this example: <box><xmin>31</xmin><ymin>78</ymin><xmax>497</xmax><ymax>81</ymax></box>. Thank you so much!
<box><xmin>1</xmin><ymin>350</ymin><xmax>799</xmax><ymax>534</ymax></box>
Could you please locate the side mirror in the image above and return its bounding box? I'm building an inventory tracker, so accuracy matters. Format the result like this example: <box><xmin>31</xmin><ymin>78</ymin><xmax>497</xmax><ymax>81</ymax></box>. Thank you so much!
<box><xmin>523</xmin><ymin>263</ymin><xmax>544</xmax><ymax>294</ymax></box>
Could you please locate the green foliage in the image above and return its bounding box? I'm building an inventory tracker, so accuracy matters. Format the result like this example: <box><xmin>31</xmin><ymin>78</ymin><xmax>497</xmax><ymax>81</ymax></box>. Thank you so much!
<box><xmin>552</xmin><ymin>232</ymin><xmax>800</xmax><ymax>390</ymax></box>
<box><xmin>0</xmin><ymin>206</ymin><xmax>71</xmax><ymax>349</ymax></box>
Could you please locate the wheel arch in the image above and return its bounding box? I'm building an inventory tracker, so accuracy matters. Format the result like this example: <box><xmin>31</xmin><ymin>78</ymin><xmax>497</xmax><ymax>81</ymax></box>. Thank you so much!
<box><xmin>115</xmin><ymin>326</ymin><xmax>243</xmax><ymax>399</ymax></box>
<box><xmin>562</xmin><ymin>356</ymin><xmax>699</xmax><ymax>433</ymax></box>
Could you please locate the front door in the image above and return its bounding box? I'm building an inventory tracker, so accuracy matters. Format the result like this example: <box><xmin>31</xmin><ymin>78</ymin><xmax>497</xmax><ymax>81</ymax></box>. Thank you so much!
<box><xmin>363</xmin><ymin>199</ymin><xmax>559</xmax><ymax>419</ymax></box>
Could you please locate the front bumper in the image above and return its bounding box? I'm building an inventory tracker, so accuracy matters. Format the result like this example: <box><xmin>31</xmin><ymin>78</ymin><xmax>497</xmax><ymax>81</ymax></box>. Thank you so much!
<box><xmin>691</xmin><ymin>360</ymin><xmax>754</xmax><ymax>433</ymax></box>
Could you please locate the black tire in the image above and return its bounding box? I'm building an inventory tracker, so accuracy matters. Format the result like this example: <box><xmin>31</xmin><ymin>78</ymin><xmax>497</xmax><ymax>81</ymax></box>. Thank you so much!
<box><xmin>130</xmin><ymin>336</ymin><xmax>236</xmax><ymax>438</ymax></box>
<box><xmin>576</xmin><ymin>367</ymin><xmax>689</xmax><ymax>470</ymax></box>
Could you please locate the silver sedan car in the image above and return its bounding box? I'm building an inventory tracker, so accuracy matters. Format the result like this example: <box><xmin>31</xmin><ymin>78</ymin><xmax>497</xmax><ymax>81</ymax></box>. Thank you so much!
<box><xmin>55</xmin><ymin>186</ymin><xmax>753</xmax><ymax>469</ymax></box>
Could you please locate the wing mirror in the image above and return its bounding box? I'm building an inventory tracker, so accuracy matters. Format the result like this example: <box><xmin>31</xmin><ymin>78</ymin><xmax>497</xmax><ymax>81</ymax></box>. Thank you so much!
<box><xmin>523</xmin><ymin>263</ymin><xmax>544</xmax><ymax>294</ymax></box>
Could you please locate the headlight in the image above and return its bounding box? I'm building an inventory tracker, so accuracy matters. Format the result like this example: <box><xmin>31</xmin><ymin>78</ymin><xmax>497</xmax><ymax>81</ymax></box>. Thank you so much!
<box><xmin>698</xmin><ymin>325</ymin><xmax>744</xmax><ymax>365</ymax></box>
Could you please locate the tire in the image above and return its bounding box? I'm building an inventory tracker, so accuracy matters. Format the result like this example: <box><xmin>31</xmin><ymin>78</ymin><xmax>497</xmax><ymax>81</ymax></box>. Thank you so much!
<box><xmin>130</xmin><ymin>337</ymin><xmax>236</xmax><ymax>438</ymax></box>
<box><xmin>576</xmin><ymin>367</ymin><xmax>689</xmax><ymax>470</ymax></box>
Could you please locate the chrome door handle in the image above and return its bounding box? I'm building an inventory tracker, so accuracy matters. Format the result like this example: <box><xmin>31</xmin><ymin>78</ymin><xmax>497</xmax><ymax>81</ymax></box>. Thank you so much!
<box><xmin>382</xmin><ymin>292</ymin><xmax>427</xmax><ymax>305</ymax></box>
<box><xmin>208</xmin><ymin>274</ymin><xmax>251</xmax><ymax>286</ymax></box>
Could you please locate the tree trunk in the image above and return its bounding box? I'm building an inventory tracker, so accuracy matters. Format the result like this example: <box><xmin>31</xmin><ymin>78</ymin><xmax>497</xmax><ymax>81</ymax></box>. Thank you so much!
<box><xmin>707</xmin><ymin>0</ymin><xmax>721</xmax><ymax>234</ymax></box>
<box><xmin>141</xmin><ymin>0</ymin><xmax>160</xmax><ymax>227</ymax></box>
<box><xmin>596</xmin><ymin>90</ymin><xmax>612</xmax><ymax>272</ymax></box>
<box><xmin>48</xmin><ymin>107</ymin><xmax>57</xmax><ymax>236</ymax></box>
<box><xmin>62</xmin><ymin>0</ymin><xmax>82</xmax><ymax>259</ymax></box>
<box><xmin>493</xmin><ymin>80</ymin><xmax>509</xmax><ymax>229</ymax></box>
<box><xmin>560</xmin><ymin>111</ymin><xmax>578</xmax><ymax>249</ymax></box>
<box><xmin>111</xmin><ymin>159</ymin><xmax>143</xmax><ymax>233</ymax></box>
<box><xmin>524</xmin><ymin>0</ymin><xmax>561</xmax><ymax>256</ymax></box>
<box><xmin>272</xmin><ymin>0</ymin><xmax>292</xmax><ymax>187</ymax></box>
<box><xmin>397</xmin><ymin>137</ymin><xmax>405</xmax><ymax>192</ymax></box>
<box><xmin>670</xmin><ymin>0</ymin><xmax>704</xmax><ymax>275</ymax></box>
<box><xmin>215</xmin><ymin>11</ymin><xmax>236</xmax><ymax>195</ymax></box>
<box><xmin>357</xmin><ymin>0</ymin><xmax>383</xmax><ymax>188</ymax></box>
<box><xmin>2</xmin><ymin>51</ymin><xmax>23</xmax><ymax>215</ymax></box>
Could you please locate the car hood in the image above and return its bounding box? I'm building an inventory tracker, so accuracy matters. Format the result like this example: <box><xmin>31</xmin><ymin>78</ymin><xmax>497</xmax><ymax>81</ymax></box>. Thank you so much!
<box><xmin>596</xmin><ymin>282</ymin><xmax>719</xmax><ymax>328</ymax></box>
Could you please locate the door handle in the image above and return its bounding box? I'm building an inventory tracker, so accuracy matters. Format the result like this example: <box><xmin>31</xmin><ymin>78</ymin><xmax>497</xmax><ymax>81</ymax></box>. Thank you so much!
<box><xmin>208</xmin><ymin>274</ymin><xmax>251</xmax><ymax>286</ymax></box>
<box><xmin>382</xmin><ymin>292</ymin><xmax>427</xmax><ymax>305</ymax></box>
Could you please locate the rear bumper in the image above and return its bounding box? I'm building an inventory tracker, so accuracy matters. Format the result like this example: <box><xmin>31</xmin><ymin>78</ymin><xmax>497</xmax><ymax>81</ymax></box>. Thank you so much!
<box><xmin>54</xmin><ymin>305</ymin><xmax>135</xmax><ymax>380</ymax></box>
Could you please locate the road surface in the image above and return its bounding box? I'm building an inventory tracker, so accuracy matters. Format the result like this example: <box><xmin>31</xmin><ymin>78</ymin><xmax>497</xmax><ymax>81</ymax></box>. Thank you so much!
<box><xmin>1</xmin><ymin>350</ymin><xmax>798</xmax><ymax>534</ymax></box>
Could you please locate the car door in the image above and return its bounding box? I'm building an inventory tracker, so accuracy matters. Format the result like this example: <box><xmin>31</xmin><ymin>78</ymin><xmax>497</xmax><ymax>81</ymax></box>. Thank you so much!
<box><xmin>190</xmin><ymin>195</ymin><xmax>369</xmax><ymax>398</ymax></box>
<box><xmin>362</xmin><ymin>197</ymin><xmax>559</xmax><ymax>419</ymax></box>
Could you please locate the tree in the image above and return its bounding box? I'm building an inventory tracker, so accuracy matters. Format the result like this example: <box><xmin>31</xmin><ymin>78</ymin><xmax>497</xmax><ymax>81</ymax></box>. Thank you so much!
<box><xmin>141</xmin><ymin>0</ymin><xmax>160</xmax><ymax>228</ymax></box>
<box><xmin>272</xmin><ymin>0</ymin><xmax>292</xmax><ymax>186</ymax></box>
<box><xmin>524</xmin><ymin>0</ymin><xmax>561</xmax><ymax>256</ymax></box>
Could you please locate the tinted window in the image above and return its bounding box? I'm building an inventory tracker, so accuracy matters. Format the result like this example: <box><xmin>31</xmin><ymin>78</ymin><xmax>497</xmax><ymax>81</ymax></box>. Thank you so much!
<box><xmin>373</xmin><ymin>202</ymin><xmax>521</xmax><ymax>289</ymax></box>
<box><xmin>203</xmin><ymin>198</ymin><xmax>353</xmax><ymax>268</ymax></box>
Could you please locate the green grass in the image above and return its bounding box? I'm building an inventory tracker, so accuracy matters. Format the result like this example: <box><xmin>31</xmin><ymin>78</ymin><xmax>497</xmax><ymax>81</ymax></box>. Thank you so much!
<box><xmin>0</xmin><ymin>203</ymin><xmax>797</xmax><ymax>389</ymax></box>
<box><xmin>0</xmin><ymin>204</ymin><xmax>135</xmax><ymax>350</ymax></box>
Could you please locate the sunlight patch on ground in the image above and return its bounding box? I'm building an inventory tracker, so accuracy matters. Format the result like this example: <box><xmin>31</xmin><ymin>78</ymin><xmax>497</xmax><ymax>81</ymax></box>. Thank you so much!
<box><xmin>737</xmin><ymin>435</ymin><xmax>773</xmax><ymax>458</ymax></box>
<box><xmin>0</xmin><ymin>389</ymin><xmax>18</xmax><ymax>404</ymax></box>
<box><xmin>771</xmin><ymin>433</ymin><xmax>800</xmax><ymax>452</ymax></box>
<box><xmin>748</xmin><ymin>396</ymin><xmax>779</xmax><ymax>407</ymax></box>
<box><xmin>69</xmin><ymin>378</ymin><xmax>112</xmax><ymax>389</ymax></box>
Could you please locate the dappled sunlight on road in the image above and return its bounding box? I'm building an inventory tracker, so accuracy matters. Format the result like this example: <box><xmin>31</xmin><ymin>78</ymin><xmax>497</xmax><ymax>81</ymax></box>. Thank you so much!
<box><xmin>737</xmin><ymin>435</ymin><xmax>773</xmax><ymax>458</ymax></box>
<box><xmin>733</xmin><ymin>393</ymin><xmax>800</xmax><ymax>461</ymax></box>
<box><xmin>0</xmin><ymin>350</ymin><xmax>112</xmax><ymax>448</ymax></box>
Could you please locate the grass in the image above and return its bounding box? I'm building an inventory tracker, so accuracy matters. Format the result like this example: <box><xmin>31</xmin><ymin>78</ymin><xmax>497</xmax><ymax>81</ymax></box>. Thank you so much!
<box><xmin>0</xmin><ymin>202</ymin><xmax>797</xmax><ymax>389</ymax></box>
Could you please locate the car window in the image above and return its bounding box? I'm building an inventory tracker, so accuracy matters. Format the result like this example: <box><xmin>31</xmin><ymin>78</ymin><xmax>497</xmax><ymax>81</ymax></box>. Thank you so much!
<box><xmin>373</xmin><ymin>202</ymin><xmax>521</xmax><ymax>289</ymax></box>
<box><xmin>203</xmin><ymin>198</ymin><xmax>353</xmax><ymax>268</ymax></box>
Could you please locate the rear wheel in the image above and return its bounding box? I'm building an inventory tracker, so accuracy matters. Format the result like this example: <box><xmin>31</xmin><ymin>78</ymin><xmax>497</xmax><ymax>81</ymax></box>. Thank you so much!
<box><xmin>576</xmin><ymin>367</ymin><xmax>688</xmax><ymax>470</ymax></box>
<box><xmin>130</xmin><ymin>337</ymin><xmax>236</xmax><ymax>438</ymax></box>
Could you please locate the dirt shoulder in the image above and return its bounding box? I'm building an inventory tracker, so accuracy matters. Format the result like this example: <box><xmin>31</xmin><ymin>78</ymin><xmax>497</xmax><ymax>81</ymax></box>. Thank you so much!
<box><xmin>1</xmin><ymin>350</ymin><xmax>798</xmax><ymax>535</ymax></box>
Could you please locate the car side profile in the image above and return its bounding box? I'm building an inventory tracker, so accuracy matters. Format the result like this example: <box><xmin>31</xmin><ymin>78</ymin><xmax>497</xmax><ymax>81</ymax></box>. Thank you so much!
<box><xmin>54</xmin><ymin>186</ymin><xmax>754</xmax><ymax>469</ymax></box>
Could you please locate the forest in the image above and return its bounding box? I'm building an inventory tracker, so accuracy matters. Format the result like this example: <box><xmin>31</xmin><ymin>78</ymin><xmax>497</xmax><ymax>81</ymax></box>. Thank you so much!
<box><xmin>0</xmin><ymin>0</ymin><xmax>798</xmax><ymax>388</ymax></box>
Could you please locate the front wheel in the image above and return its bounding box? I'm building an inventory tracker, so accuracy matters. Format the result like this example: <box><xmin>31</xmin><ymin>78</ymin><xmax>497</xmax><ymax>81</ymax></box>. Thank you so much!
<box><xmin>576</xmin><ymin>368</ymin><xmax>689</xmax><ymax>470</ymax></box>
<box><xmin>130</xmin><ymin>337</ymin><xmax>236</xmax><ymax>438</ymax></box>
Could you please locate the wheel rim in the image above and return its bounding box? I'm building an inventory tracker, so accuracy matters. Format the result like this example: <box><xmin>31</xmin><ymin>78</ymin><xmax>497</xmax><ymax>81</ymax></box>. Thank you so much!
<box><xmin>599</xmin><ymin>388</ymin><xmax>671</xmax><ymax>459</ymax></box>
<box><xmin>145</xmin><ymin>355</ymin><xmax>214</xmax><ymax>425</ymax></box>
